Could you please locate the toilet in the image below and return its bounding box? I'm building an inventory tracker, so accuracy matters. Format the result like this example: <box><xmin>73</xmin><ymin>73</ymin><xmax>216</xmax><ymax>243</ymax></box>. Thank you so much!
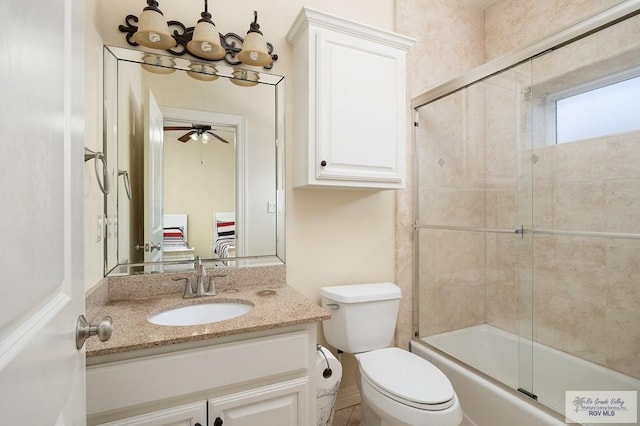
<box><xmin>320</xmin><ymin>283</ymin><xmax>462</xmax><ymax>426</ymax></box>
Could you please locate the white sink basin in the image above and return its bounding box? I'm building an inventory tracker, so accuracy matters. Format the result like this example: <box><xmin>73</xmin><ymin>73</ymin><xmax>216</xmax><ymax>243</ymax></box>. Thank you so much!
<box><xmin>148</xmin><ymin>302</ymin><xmax>253</xmax><ymax>326</ymax></box>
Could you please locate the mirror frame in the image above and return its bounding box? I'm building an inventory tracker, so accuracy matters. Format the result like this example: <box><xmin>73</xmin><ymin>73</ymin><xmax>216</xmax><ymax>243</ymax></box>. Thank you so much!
<box><xmin>102</xmin><ymin>46</ymin><xmax>285</xmax><ymax>276</ymax></box>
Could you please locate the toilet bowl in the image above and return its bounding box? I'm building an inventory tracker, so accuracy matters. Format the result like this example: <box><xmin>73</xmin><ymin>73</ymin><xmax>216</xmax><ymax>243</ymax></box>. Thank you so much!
<box><xmin>356</xmin><ymin>348</ymin><xmax>462</xmax><ymax>425</ymax></box>
<box><xmin>320</xmin><ymin>283</ymin><xmax>462</xmax><ymax>426</ymax></box>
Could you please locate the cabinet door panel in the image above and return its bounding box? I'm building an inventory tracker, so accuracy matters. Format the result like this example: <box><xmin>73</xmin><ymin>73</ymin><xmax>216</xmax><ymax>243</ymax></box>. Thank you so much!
<box><xmin>315</xmin><ymin>30</ymin><xmax>404</xmax><ymax>185</ymax></box>
<box><xmin>208</xmin><ymin>378</ymin><xmax>309</xmax><ymax>426</ymax></box>
<box><xmin>317</xmin><ymin>31</ymin><xmax>400</xmax><ymax>175</ymax></box>
<box><xmin>97</xmin><ymin>401</ymin><xmax>206</xmax><ymax>426</ymax></box>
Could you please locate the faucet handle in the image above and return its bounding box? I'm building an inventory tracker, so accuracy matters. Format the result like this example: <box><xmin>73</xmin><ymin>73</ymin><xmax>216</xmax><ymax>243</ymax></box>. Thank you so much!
<box><xmin>173</xmin><ymin>277</ymin><xmax>195</xmax><ymax>298</ymax></box>
<box><xmin>203</xmin><ymin>276</ymin><xmax>219</xmax><ymax>296</ymax></box>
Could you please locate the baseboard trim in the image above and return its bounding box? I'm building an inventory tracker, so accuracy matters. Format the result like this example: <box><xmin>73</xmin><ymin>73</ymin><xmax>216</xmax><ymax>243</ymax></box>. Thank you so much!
<box><xmin>335</xmin><ymin>384</ymin><xmax>361</xmax><ymax>410</ymax></box>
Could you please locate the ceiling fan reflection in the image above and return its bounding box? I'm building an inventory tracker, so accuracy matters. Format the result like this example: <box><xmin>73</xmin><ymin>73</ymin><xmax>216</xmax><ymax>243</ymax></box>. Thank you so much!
<box><xmin>164</xmin><ymin>124</ymin><xmax>230</xmax><ymax>144</ymax></box>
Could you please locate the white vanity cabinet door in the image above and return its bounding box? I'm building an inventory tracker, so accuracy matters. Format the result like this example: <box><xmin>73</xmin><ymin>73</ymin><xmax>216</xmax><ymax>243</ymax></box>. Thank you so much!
<box><xmin>208</xmin><ymin>378</ymin><xmax>309</xmax><ymax>426</ymax></box>
<box><xmin>287</xmin><ymin>7</ymin><xmax>415</xmax><ymax>189</ymax></box>
<box><xmin>97</xmin><ymin>401</ymin><xmax>206</xmax><ymax>426</ymax></box>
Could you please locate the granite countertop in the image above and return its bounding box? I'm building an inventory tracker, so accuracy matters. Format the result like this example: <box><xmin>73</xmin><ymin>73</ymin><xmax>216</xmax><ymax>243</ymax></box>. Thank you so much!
<box><xmin>86</xmin><ymin>283</ymin><xmax>329</xmax><ymax>359</ymax></box>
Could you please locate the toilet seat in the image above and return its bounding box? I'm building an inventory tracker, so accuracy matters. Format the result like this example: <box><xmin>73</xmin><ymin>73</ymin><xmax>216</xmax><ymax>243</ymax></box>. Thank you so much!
<box><xmin>357</xmin><ymin>347</ymin><xmax>455</xmax><ymax>411</ymax></box>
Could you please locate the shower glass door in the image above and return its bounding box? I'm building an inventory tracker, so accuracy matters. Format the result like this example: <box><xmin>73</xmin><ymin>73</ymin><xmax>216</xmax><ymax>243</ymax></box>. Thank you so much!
<box><xmin>527</xmin><ymin>11</ymin><xmax>640</xmax><ymax>415</ymax></box>
<box><xmin>414</xmin><ymin>59</ymin><xmax>536</xmax><ymax>395</ymax></box>
<box><xmin>476</xmin><ymin>59</ymin><xmax>537</xmax><ymax>398</ymax></box>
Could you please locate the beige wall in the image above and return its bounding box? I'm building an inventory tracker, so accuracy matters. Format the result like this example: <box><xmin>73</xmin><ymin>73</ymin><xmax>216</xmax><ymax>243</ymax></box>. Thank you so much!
<box><xmin>84</xmin><ymin>2</ymin><xmax>107</xmax><ymax>285</ymax></box>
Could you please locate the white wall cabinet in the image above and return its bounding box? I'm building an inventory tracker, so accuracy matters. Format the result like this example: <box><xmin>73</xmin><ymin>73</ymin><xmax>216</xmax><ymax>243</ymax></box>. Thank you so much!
<box><xmin>287</xmin><ymin>7</ymin><xmax>415</xmax><ymax>189</ymax></box>
<box><xmin>87</xmin><ymin>327</ymin><xmax>316</xmax><ymax>426</ymax></box>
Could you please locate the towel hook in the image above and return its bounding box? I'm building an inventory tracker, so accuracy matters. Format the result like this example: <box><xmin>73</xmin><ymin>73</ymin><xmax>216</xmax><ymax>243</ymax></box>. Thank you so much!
<box><xmin>84</xmin><ymin>147</ymin><xmax>110</xmax><ymax>195</ymax></box>
<box><xmin>118</xmin><ymin>169</ymin><xmax>132</xmax><ymax>200</ymax></box>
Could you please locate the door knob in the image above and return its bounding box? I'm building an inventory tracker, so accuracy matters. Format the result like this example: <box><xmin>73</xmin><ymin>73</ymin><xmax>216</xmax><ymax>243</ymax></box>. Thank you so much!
<box><xmin>76</xmin><ymin>315</ymin><xmax>113</xmax><ymax>349</ymax></box>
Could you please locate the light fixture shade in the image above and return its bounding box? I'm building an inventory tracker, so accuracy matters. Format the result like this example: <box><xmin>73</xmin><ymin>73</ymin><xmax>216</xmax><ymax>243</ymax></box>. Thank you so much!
<box><xmin>187</xmin><ymin>20</ymin><xmax>225</xmax><ymax>60</ymax></box>
<box><xmin>230</xmin><ymin>69</ymin><xmax>259</xmax><ymax>87</ymax></box>
<box><xmin>238</xmin><ymin>32</ymin><xmax>272</xmax><ymax>66</ymax></box>
<box><xmin>237</xmin><ymin>11</ymin><xmax>272</xmax><ymax>67</ymax></box>
<box><xmin>187</xmin><ymin>63</ymin><xmax>219</xmax><ymax>81</ymax></box>
<box><xmin>133</xmin><ymin>6</ymin><xmax>176</xmax><ymax>50</ymax></box>
<box><xmin>140</xmin><ymin>54</ymin><xmax>176</xmax><ymax>74</ymax></box>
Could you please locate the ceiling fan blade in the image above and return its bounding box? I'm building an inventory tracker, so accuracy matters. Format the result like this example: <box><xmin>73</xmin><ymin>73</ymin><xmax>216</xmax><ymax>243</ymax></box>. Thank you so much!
<box><xmin>178</xmin><ymin>131</ymin><xmax>196</xmax><ymax>142</ymax></box>
<box><xmin>207</xmin><ymin>131</ymin><xmax>230</xmax><ymax>144</ymax></box>
<box><xmin>163</xmin><ymin>126</ymin><xmax>193</xmax><ymax>131</ymax></box>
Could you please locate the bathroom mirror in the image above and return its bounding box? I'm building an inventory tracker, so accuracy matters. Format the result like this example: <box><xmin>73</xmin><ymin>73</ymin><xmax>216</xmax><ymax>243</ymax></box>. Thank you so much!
<box><xmin>103</xmin><ymin>46</ymin><xmax>285</xmax><ymax>276</ymax></box>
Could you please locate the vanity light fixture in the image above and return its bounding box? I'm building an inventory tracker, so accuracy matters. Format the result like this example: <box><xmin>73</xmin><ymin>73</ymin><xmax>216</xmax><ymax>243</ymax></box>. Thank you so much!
<box><xmin>120</xmin><ymin>0</ymin><xmax>278</xmax><ymax>69</ymax></box>
<box><xmin>237</xmin><ymin>11</ymin><xmax>272</xmax><ymax>67</ymax></box>
<box><xmin>132</xmin><ymin>0</ymin><xmax>176</xmax><ymax>50</ymax></box>
<box><xmin>187</xmin><ymin>0</ymin><xmax>225</xmax><ymax>60</ymax></box>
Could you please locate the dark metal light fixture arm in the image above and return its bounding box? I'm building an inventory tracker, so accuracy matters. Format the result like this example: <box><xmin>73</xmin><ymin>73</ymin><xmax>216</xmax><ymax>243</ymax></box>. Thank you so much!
<box><xmin>118</xmin><ymin>16</ymin><xmax>278</xmax><ymax>69</ymax></box>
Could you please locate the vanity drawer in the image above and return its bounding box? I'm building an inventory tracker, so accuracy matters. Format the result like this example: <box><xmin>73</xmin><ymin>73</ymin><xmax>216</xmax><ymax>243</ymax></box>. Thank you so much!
<box><xmin>87</xmin><ymin>331</ymin><xmax>310</xmax><ymax>416</ymax></box>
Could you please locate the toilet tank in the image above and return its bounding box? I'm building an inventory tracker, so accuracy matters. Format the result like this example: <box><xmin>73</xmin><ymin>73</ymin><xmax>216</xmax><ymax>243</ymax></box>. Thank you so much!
<box><xmin>320</xmin><ymin>283</ymin><xmax>401</xmax><ymax>353</ymax></box>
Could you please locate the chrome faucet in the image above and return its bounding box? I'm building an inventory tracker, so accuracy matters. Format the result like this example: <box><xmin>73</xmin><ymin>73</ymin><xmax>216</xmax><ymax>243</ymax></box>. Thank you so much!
<box><xmin>173</xmin><ymin>257</ymin><xmax>227</xmax><ymax>298</ymax></box>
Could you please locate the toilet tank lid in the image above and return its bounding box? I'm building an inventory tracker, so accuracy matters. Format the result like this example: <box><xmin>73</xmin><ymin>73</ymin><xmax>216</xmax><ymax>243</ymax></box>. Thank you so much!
<box><xmin>320</xmin><ymin>283</ymin><xmax>401</xmax><ymax>303</ymax></box>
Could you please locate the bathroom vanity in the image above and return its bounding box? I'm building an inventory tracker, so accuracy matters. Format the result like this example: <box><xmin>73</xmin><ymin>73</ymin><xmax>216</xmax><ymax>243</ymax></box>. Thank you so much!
<box><xmin>85</xmin><ymin>268</ymin><xmax>328</xmax><ymax>426</ymax></box>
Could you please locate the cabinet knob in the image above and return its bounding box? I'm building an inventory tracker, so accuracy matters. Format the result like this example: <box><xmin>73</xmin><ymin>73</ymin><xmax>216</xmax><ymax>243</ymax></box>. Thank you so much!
<box><xmin>214</xmin><ymin>418</ymin><xmax>223</xmax><ymax>426</ymax></box>
<box><xmin>320</xmin><ymin>160</ymin><xmax>327</xmax><ymax>167</ymax></box>
<box><xmin>195</xmin><ymin>423</ymin><xmax>202</xmax><ymax>426</ymax></box>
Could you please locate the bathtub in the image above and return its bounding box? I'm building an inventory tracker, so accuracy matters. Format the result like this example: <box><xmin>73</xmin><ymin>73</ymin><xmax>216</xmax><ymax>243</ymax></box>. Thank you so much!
<box><xmin>411</xmin><ymin>324</ymin><xmax>640</xmax><ymax>426</ymax></box>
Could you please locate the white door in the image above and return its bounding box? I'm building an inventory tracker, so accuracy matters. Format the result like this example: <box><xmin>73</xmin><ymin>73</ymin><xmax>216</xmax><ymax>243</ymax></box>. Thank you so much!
<box><xmin>144</xmin><ymin>89</ymin><xmax>165</xmax><ymax>268</ymax></box>
<box><xmin>0</xmin><ymin>0</ymin><xmax>86</xmax><ymax>424</ymax></box>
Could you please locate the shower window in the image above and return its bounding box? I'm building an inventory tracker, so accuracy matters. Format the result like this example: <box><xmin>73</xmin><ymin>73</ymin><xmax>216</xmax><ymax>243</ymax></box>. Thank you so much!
<box><xmin>551</xmin><ymin>72</ymin><xmax>640</xmax><ymax>144</ymax></box>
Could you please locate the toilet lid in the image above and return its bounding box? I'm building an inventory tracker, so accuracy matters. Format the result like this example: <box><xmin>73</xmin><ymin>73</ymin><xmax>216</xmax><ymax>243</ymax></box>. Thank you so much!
<box><xmin>358</xmin><ymin>348</ymin><xmax>455</xmax><ymax>410</ymax></box>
